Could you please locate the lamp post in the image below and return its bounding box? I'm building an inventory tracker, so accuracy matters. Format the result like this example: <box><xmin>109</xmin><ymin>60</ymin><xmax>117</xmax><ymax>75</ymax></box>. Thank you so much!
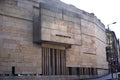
<box><xmin>107</xmin><ymin>22</ymin><xmax>117</xmax><ymax>79</ymax></box>
<box><xmin>107</xmin><ymin>22</ymin><xmax>116</xmax><ymax>30</ymax></box>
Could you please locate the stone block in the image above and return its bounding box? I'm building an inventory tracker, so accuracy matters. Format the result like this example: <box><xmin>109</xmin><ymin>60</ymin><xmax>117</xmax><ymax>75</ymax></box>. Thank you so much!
<box><xmin>14</xmin><ymin>19</ymin><xmax>32</xmax><ymax>31</ymax></box>
<box><xmin>15</xmin><ymin>66</ymin><xmax>37</xmax><ymax>74</ymax></box>
<box><xmin>95</xmin><ymin>26</ymin><xmax>106</xmax><ymax>42</ymax></box>
<box><xmin>75</xmin><ymin>29</ymin><xmax>81</xmax><ymax>34</ymax></box>
<box><xmin>74</xmin><ymin>23</ymin><xmax>81</xmax><ymax>34</ymax></box>
<box><xmin>75</xmin><ymin>39</ymin><xmax>82</xmax><ymax>45</ymax></box>
<box><xmin>0</xmin><ymin>15</ymin><xmax>3</xmax><ymax>26</ymax></box>
<box><xmin>0</xmin><ymin>3</ymin><xmax>33</xmax><ymax>21</ymax></box>
<box><xmin>0</xmin><ymin>49</ymin><xmax>10</xmax><ymax>58</ymax></box>
<box><xmin>41</xmin><ymin>27</ymin><xmax>51</xmax><ymax>34</ymax></box>
<box><xmin>40</xmin><ymin>3</ymin><xmax>62</xmax><ymax>19</ymax></box>
<box><xmin>41</xmin><ymin>9</ymin><xmax>62</xmax><ymax>19</ymax></box>
<box><xmin>41</xmin><ymin>14</ymin><xmax>54</xmax><ymax>23</ymax></box>
<box><xmin>0</xmin><ymin>66</ymin><xmax>11</xmax><ymax>74</ymax></box>
<box><xmin>41</xmin><ymin>15</ymin><xmax>55</xmax><ymax>29</ymax></box>
<box><xmin>81</xmin><ymin>34</ymin><xmax>96</xmax><ymax>54</ymax></box>
<box><xmin>3</xmin><ymin>43</ymin><xmax>16</xmax><ymax>49</ymax></box>
<box><xmin>17</xmin><ymin>0</ymin><xmax>33</xmax><ymax>10</ymax></box>
<box><xmin>67</xmin><ymin>23</ymin><xmax>75</xmax><ymax>34</ymax></box>
<box><xmin>75</xmin><ymin>34</ymin><xmax>82</xmax><ymax>40</ymax></box>
<box><xmin>2</xmin><ymin>26</ymin><xmax>31</xmax><ymax>39</ymax></box>
<box><xmin>51</xmin><ymin>23</ymin><xmax>59</xmax><ymax>30</ymax></box>
<box><xmin>82</xmin><ymin>27</ymin><xmax>95</xmax><ymax>36</ymax></box>
<box><xmin>63</xmin><ymin>15</ymin><xmax>81</xmax><ymax>24</ymax></box>
<box><xmin>0</xmin><ymin>0</ymin><xmax>17</xmax><ymax>6</ymax></box>
<box><xmin>74</xmin><ymin>23</ymin><xmax>81</xmax><ymax>29</ymax></box>
<box><xmin>42</xmin><ymin>33</ymin><xmax>51</xmax><ymax>41</ymax></box>
<box><xmin>40</xmin><ymin>3</ymin><xmax>62</xmax><ymax>13</ymax></box>
<box><xmin>63</xmin><ymin>9</ymin><xmax>80</xmax><ymax>18</ymax></box>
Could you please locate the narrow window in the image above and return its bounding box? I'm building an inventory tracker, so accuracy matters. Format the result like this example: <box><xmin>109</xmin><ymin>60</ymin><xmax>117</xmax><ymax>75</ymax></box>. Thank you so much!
<box><xmin>68</xmin><ymin>67</ymin><xmax>72</xmax><ymax>75</ymax></box>
<box><xmin>76</xmin><ymin>67</ymin><xmax>80</xmax><ymax>75</ymax></box>
<box><xmin>12</xmin><ymin>66</ymin><xmax>15</xmax><ymax>75</ymax></box>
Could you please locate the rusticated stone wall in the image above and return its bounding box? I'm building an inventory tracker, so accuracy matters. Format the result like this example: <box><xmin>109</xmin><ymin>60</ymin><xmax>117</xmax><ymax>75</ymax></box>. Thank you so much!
<box><xmin>0</xmin><ymin>0</ymin><xmax>108</xmax><ymax>77</ymax></box>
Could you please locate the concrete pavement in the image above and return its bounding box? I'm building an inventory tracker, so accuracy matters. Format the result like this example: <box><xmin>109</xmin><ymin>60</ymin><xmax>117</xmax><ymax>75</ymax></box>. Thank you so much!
<box><xmin>90</xmin><ymin>72</ymin><xmax>120</xmax><ymax>80</ymax></box>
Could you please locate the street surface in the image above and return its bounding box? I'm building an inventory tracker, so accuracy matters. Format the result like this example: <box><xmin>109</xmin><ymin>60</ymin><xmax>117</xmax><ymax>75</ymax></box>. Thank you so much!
<box><xmin>90</xmin><ymin>72</ymin><xmax>120</xmax><ymax>80</ymax></box>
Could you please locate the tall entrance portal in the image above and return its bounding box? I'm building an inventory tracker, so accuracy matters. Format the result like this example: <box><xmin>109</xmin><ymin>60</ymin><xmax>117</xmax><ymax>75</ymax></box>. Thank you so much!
<box><xmin>42</xmin><ymin>45</ymin><xmax>66</xmax><ymax>75</ymax></box>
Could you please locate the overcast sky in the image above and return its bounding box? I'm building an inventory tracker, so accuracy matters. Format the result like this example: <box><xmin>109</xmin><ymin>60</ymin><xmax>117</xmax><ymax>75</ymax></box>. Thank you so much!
<box><xmin>61</xmin><ymin>0</ymin><xmax>120</xmax><ymax>39</ymax></box>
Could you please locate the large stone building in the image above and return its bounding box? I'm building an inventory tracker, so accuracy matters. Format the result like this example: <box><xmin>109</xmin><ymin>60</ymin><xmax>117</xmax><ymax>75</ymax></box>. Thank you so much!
<box><xmin>106</xmin><ymin>30</ymin><xmax>120</xmax><ymax>73</ymax></box>
<box><xmin>0</xmin><ymin>0</ymin><xmax>108</xmax><ymax>79</ymax></box>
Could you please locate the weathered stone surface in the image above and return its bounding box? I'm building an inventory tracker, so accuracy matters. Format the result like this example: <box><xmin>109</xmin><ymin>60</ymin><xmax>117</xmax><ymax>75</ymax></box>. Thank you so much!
<box><xmin>81</xmin><ymin>19</ymin><xmax>95</xmax><ymax>36</ymax></box>
<box><xmin>40</xmin><ymin>9</ymin><xmax>82</xmax><ymax>45</ymax></box>
<box><xmin>0</xmin><ymin>1</ymin><xmax>33</xmax><ymax>21</ymax></box>
<box><xmin>63</xmin><ymin>15</ymin><xmax>81</xmax><ymax>24</ymax></box>
<box><xmin>0</xmin><ymin>0</ymin><xmax>108</xmax><ymax>77</ymax></box>
<box><xmin>0</xmin><ymin>13</ymin><xmax>42</xmax><ymax>74</ymax></box>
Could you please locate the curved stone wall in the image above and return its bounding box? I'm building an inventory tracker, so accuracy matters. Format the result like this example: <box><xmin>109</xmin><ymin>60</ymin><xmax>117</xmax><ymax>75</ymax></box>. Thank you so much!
<box><xmin>0</xmin><ymin>0</ymin><xmax>108</xmax><ymax>78</ymax></box>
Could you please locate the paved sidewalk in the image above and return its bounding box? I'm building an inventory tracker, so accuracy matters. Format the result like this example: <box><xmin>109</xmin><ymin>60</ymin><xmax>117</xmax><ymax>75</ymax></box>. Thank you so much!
<box><xmin>90</xmin><ymin>72</ymin><xmax>120</xmax><ymax>80</ymax></box>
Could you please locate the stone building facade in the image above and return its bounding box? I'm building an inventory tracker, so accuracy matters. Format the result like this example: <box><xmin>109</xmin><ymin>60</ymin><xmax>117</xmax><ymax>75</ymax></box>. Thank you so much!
<box><xmin>106</xmin><ymin>30</ymin><xmax>120</xmax><ymax>72</ymax></box>
<box><xmin>0</xmin><ymin>0</ymin><xmax>108</xmax><ymax>79</ymax></box>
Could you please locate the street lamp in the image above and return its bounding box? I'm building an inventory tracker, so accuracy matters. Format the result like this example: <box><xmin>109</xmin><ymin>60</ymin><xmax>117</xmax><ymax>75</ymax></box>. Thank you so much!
<box><xmin>107</xmin><ymin>22</ymin><xmax>117</xmax><ymax>30</ymax></box>
<box><xmin>107</xmin><ymin>22</ymin><xmax>117</xmax><ymax>79</ymax></box>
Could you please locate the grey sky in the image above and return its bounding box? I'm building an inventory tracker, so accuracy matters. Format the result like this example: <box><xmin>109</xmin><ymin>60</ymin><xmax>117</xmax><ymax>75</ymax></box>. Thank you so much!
<box><xmin>61</xmin><ymin>0</ymin><xmax>120</xmax><ymax>39</ymax></box>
